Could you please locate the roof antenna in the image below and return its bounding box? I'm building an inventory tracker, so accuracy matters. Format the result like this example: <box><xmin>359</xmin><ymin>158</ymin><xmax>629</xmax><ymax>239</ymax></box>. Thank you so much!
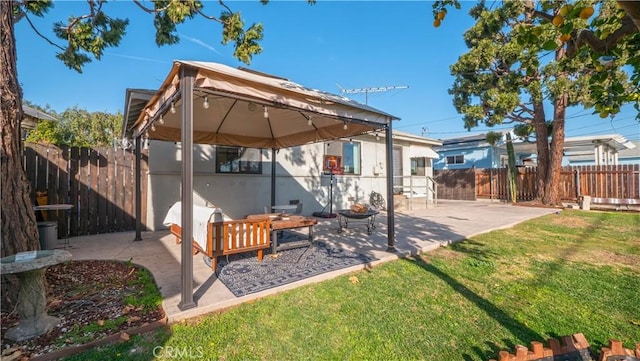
<box><xmin>338</xmin><ymin>85</ymin><xmax>409</xmax><ymax>105</ymax></box>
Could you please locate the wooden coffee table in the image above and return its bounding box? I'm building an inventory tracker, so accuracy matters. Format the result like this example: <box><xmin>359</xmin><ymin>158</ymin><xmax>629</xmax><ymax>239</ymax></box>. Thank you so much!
<box><xmin>246</xmin><ymin>214</ymin><xmax>318</xmax><ymax>254</ymax></box>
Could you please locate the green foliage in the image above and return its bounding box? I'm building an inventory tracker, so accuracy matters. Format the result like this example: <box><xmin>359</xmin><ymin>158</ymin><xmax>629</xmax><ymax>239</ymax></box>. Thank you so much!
<box><xmin>56</xmin><ymin>316</ymin><xmax>128</xmax><ymax>347</ymax></box>
<box><xmin>440</xmin><ymin>0</ymin><xmax>638</xmax><ymax>123</ymax></box>
<box><xmin>11</xmin><ymin>0</ymin><xmax>308</xmax><ymax>70</ymax></box>
<box><xmin>24</xmin><ymin>104</ymin><xmax>122</xmax><ymax>147</ymax></box>
<box><xmin>51</xmin><ymin>4</ymin><xmax>129</xmax><ymax>73</ymax></box>
<box><xmin>220</xmin><ymin>11</ymin><xmax>264</xmax><ymax>64</ymax></box>
<box><xmin>505</xmin><ymin>132</ymin><xmax>517</xmax><ymax>203</ymax></box>
<box><xmin>124</xmin><ymin>267</ymin><xmax>163</xmax><ymax>310</ymax></box>
<box><xmin>484</xmin><ymin>131</ymin><xmax>503</xmax><ymax>145</ymax></box>
<box><xmin>21</xmin><ymin>0</ymin><xmax>53</xmax><ymax>17</ymax></box>
<box><xmin>152</xmin><ymin>0</ymin><xmax>199</xmax><ymax>46</ymax></box>
<box><xmin>25</xmin><ymin>120</ymin><xmax>62</xmax><ymax>144</ymax></box>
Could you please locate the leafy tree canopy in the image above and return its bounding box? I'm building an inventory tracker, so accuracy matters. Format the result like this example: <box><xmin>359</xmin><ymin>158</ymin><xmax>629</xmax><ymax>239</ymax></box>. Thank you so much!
<box><xmin>25</xmin><ymin>104</ymin><xmax>122</xmax><ymax>147</ymax></box>
<box><xmin>14</xmin><ymin>0</ymin><xmax>283</xmax><ymax>72</ymax></box>
<box><xmin>433</xmin><ymin>0</ymin><xmax>639</xmax><ymax>123</ymax></box>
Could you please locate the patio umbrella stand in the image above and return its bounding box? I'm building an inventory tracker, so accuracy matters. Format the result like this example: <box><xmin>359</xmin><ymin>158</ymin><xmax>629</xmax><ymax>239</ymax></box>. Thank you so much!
<box><xmin>313</xmin><ymin>172</ymin><xmax>337</xmax><ymax>218</ymax></box>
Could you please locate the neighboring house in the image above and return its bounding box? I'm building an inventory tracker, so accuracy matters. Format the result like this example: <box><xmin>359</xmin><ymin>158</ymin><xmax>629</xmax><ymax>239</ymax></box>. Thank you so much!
<box><xmin>564</xmin><ymin>137</ymin><xmax>637</xmax><ymax>166</ymax></box>
<box><xmin>140</xmin><ymin>131</ymin><xmax>441</xmax><ymax>230</ymax></box>
<box><xmin>510</xmin><ymin>134</ymin><xmax>636</xmax><ymax>166</ymax></box>
<box><xmin>434</xmin><ymin>131</ymin><xmax>534</xmax><ymax>170</ymax></box>
<box><xmin>21</xmin><ymin>105</ymin><xmax>57</xmax><ymax>140</ymax></box>
<box><xmin>435</xmin><ymin>132</ymin><xmax>636</xmax><ymax>169</ymax></box>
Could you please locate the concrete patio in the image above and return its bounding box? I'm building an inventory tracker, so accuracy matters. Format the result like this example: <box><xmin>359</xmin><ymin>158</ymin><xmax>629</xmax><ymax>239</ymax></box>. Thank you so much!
<box><xmin>66</xmin><ymin>200</ymin><xmax>557</xmax><ymax>322</ymax></box>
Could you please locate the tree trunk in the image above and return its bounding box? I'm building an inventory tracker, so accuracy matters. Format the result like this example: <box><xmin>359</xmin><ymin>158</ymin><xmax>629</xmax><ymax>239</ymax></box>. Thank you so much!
<box><xmin>543</xmin><ymin>93</ymin><xmax>567</xmax><ymax>206</ymax></box>
<box><xmin>532</xmin><ymin>100</ymin><xmax>549</xmax><ymax>202</ymax></box>
<box><xmin>618</xmin><ymin>1</ymin><xmax>640</xmax><ymax>31</ymax></box>
<box><xmin>1</xmin><ymin>0</ymin><xmax>41</xmax><ymax>310</ymax></box>
<box><xmin>542</xmin><ymin>48</ymin><xmax>570</xmax><ymax>206</ymax></box>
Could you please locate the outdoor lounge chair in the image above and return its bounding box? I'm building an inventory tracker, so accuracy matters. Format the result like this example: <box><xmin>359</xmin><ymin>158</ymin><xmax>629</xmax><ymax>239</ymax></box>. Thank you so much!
<box><xmin>163</xmin><ymin>202</ymin><xmax>271</xmax><ymax>271</ymax></box>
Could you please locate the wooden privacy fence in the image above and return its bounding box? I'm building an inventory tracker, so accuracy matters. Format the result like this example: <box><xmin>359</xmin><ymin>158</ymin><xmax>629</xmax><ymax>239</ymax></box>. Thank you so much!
<box><xmin>23</xmin><ymin>143</ymin><xmax>148</xmax><ymax>237</ymax></box>
<box><xmin>433</xmin><ymin>169</ymin><xmax>477</xmax><ymax>200</ymax></box>
<box><xmin>475</xmin><ymin>164</ymin><xmax>640</xmax><ymax>202</ymax></box>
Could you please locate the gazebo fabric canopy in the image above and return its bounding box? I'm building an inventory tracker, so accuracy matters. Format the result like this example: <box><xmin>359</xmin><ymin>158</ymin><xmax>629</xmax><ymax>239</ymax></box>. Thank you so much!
<box><xmin>129</xmin><ymin>61</ymin><xmax>400</xmax><ymax>311</ymax></box>
<box><xmin>132</xmin><ymin>61</ymin><xmax>399</xmax><ymax>149</ymax></box>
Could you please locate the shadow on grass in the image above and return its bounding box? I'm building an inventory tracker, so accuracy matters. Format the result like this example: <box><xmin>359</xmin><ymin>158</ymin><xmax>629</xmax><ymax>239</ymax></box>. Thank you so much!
<box><xmin>429</xmin><ymin>211</ymin><xmax>634</xmax><ymax>359</ymax></box>
<box><xmin>405</xmin><ymin>256</ymin><xmax>544</xmax><ymax>360</ymax></box>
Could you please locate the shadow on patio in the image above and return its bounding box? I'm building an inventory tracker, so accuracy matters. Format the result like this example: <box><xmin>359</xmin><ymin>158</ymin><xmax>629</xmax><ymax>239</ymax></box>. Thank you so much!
<box><xmin>67</xmin><ymin>200</ymin><xmax>557</xmax><ymax>322</ymax></box>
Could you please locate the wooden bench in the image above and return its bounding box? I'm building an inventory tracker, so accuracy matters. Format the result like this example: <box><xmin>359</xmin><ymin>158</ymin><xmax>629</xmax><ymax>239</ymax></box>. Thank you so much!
<box><xmin>170</xmin><ymin>218</ymin><xmax>271</xmax><ymax>271</ymax></box>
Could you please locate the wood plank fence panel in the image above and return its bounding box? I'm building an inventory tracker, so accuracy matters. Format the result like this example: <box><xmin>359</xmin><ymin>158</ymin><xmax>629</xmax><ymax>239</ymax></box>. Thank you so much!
<box><xmin>69</xmin><ymin>147</ymin><xmax>80</xmax><ymax>236</ymax></box>
<box><xmin>88</xmin><ymin>149</ymin><xmax>98</xmax><ymax>234</ymax></box>
<box><xmin>140</xmin><ymin>150</ymin><xmax>149</xmax><ymax>232</ymax></box>
<box><xmin>35</xmin><ymin>145</ymin><xmax>48</xmax><ymax>195</ymax></box>
<box><xmin>114</xmin><ymin>148</ymin><xmax>125</xmax><ymax>231</ymax></box>
<box><xmin>433</xmin><ymin>169</ymin><xmax>476</xmax><ymax>200</ymax></box>
<box><xmin>23</xmin><ymin>146</ymin><xmax>37</xmax><ymax>201</ymax></box>
<box><xmin>474</xmin><ymin>164</ymin><xmax>639</xmax><ymax>202</ymax></box>
<box><xmin>23</xmin><ymin>143</ymin><xmax>148</xmax><ymax>237</ymax></box>
<box><xmin>106</xmin><ymin>147</ymin><xmax>117</xmax><ymax>232</ymax></box>
<box><xmin>123</xmin><ymin>150</ymin><xmax>135</xmax><ymax>231</ymax></box>
<box><xmin>56</xmin><ymin>146</ymin><xmax>70</xmax><ymax>238</ymax></box>
<box><xmin>79</xmin><ymin>148</ymin><xmax>89</xmax><ymax>236</ymax></box>
<box><xmin>97</xmin><ymin>149</ymin><xmax>108</xmax><ymax>233</ymax></box>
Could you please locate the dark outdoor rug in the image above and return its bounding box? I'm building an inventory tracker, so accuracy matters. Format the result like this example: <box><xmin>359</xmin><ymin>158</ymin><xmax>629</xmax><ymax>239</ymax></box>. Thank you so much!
<box><xmin>206</xmin><ymin>232</ymin><xmax>377</xmax><ymax>297</ymax></box>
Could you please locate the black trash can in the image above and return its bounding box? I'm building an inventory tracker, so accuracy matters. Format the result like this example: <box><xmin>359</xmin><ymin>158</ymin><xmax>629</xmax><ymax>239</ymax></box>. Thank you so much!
<box><xmin>37</xmin><ymin>221</ymin><xmax>58</xmax><ymax>250</ymax></box>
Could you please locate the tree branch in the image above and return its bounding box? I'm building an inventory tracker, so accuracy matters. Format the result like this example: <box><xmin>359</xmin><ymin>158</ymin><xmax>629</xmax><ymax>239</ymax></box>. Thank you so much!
<box><xmin>23</xmin><ymin>12</ymin><xmax>65</xmax><ymax>51</ymax></box>
<box><xmin>567</xmin><ymin>15</ymin><xmax>638</xmax><ymax>56</ymax></box>
<box><xmin>617</xmin><ymin>1</ymin><xmax>640</xmax><ymax>31</ymax></box>
<box><xmin>218</xmin><ymin>0</ymin><xmax>233</xmax><ymax>14</ymax></box>
<box><xmin>131</xmin><ymin>0</ymin><xmax>171</xmax><ymax>14</ymax></box>
<box><xmin>514</xmin><ymin>104</ymin><xmax>534</xmax><ymax>117</ymax></box>
<box><xmin>195</xmin><ymin>8</ymin><xmax>223</xmax><ymax>23</ymax></box>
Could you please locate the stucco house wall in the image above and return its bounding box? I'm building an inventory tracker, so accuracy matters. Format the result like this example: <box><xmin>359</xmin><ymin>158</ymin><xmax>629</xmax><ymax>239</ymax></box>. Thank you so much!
<box><xmin>144</xmin><ymin>133</ymin><xmax>441</xmax><ymax>230</ymax></box>
<box><xmin>434</xmin><ymin>145</ymin><xmax>497</xmax><ymax>170</ymax></box>
<box><xmin>434</xmin><ymin>132</ymin><xmax>535</xmax><ymax>170</ymax></box>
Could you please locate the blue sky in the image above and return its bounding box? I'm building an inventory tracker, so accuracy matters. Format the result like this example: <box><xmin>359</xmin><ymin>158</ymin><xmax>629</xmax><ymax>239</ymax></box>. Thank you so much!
<box><xmin>15</xmin><ymin>1</ymin><xmax>639</xmax><ymax>142</ymax></box>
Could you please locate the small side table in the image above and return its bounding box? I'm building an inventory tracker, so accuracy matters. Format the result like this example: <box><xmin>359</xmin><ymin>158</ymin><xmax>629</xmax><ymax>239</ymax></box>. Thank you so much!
<box><xmin>33</xmin><ymin>204</ymin><xmax>73</xmax><ymax>248</ymax></box>
<box><xmin>1</xmin><ymin>250</ymin><xmax>72</xmax><ymax>341</ymax></box>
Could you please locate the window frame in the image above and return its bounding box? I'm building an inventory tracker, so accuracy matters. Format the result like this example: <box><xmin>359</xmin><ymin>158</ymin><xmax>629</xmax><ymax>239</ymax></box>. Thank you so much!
<box><xmin>446</xmin><ymin>154</ymin><xmax>464</xmax><ymax>165</ymax></box>
<box><xmin>215</xmin><ymin>146</ymin><xmax>263</xmax><ymax>174</ymax></box>
<box><xmin>325</xmin><ymin>140</ymin><xmax>361</xmax><ymax>175</ymax></box>
<box><xmin>411</xmin><ymin>157</ymin><xmax>426</xmax><ymax>176</ymax></box>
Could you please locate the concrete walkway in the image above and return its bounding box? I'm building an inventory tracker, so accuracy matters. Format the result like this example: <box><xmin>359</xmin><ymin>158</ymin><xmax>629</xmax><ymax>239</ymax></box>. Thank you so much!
<box><xmin>67</xmin><ymin>200</ymin><xmax>557</xmax><ymax>322</ymax></box>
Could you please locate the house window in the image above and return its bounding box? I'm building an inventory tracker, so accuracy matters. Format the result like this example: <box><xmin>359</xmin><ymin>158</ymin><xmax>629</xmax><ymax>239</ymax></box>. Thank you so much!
<box><xmin>446</xmin><ymin>155</ymin><xmax>464</xmax><ymax>165</ymax></box>
<box><xmin>216</xmin><ymin>146</ymin><xmax>262</xmax><ymax>174</ymax></box>
<box><xmin>411</xmin><ymin>157</ymin><xmax>426</xmax><ymax>176</ymax></box>
<box><xmin>325</xmin><ymin>141</ymin><xmax>361</xmax><ymax>175</ymax></box>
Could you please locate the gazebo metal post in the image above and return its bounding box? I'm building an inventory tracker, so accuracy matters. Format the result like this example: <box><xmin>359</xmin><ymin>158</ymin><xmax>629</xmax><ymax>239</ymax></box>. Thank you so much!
<box><xmin>134</xmin><ymin>135</ymin><xmax>142</xmax><ymax>241</ymax></box>
<box><xmin>179</xmin><ymin>67</ymin><xmax>196</xmax><ymax>311</ymax></box>
<box><xmin>271</xmin><ymin>148</ymin><xmax>276</xmax><ymax>208</ymax></box>
<box><xmin>385</xmin><ymin>122</ymin><xmax>396</xmax><ymax>252</ymax></box>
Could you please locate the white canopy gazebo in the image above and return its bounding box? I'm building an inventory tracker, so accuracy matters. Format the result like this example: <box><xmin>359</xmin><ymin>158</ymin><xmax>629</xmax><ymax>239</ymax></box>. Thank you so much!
<box><xmin>126</xmin><ymin>61</ymin><xmax>400</xmax><ymax>309</ymax></box>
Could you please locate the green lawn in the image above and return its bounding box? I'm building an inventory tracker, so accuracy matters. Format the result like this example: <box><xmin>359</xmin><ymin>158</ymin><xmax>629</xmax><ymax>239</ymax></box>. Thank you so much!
<box><xmin>65</xmin><ymin>210</ymin><xmax>640</xmax><ymax>360</ymax></box>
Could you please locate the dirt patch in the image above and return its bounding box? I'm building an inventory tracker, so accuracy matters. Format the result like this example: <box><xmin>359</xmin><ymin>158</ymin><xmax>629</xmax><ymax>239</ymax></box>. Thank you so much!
<box><xmin>1</xmin><ymin>260</ymin><xmax>165</xmax><ymax>359</ymax></box>
<box><xmin>581</xmin><ymin>249</ymin><xmax>640</xmax><ymax>270</ymax></box>
<box><xmin>530</xmin><ymin>250</ymin><xmax>640</xmax><ymax>271</ymax></box>
<box><xmin>511</xmin><ymin>201</ymin><xmax>563</xmax><ymax>209</ymax></box>
<box><xmin>545</xmin><ymin>215</ymin><xmax>593</xmax><ymax>229</ymax></box>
